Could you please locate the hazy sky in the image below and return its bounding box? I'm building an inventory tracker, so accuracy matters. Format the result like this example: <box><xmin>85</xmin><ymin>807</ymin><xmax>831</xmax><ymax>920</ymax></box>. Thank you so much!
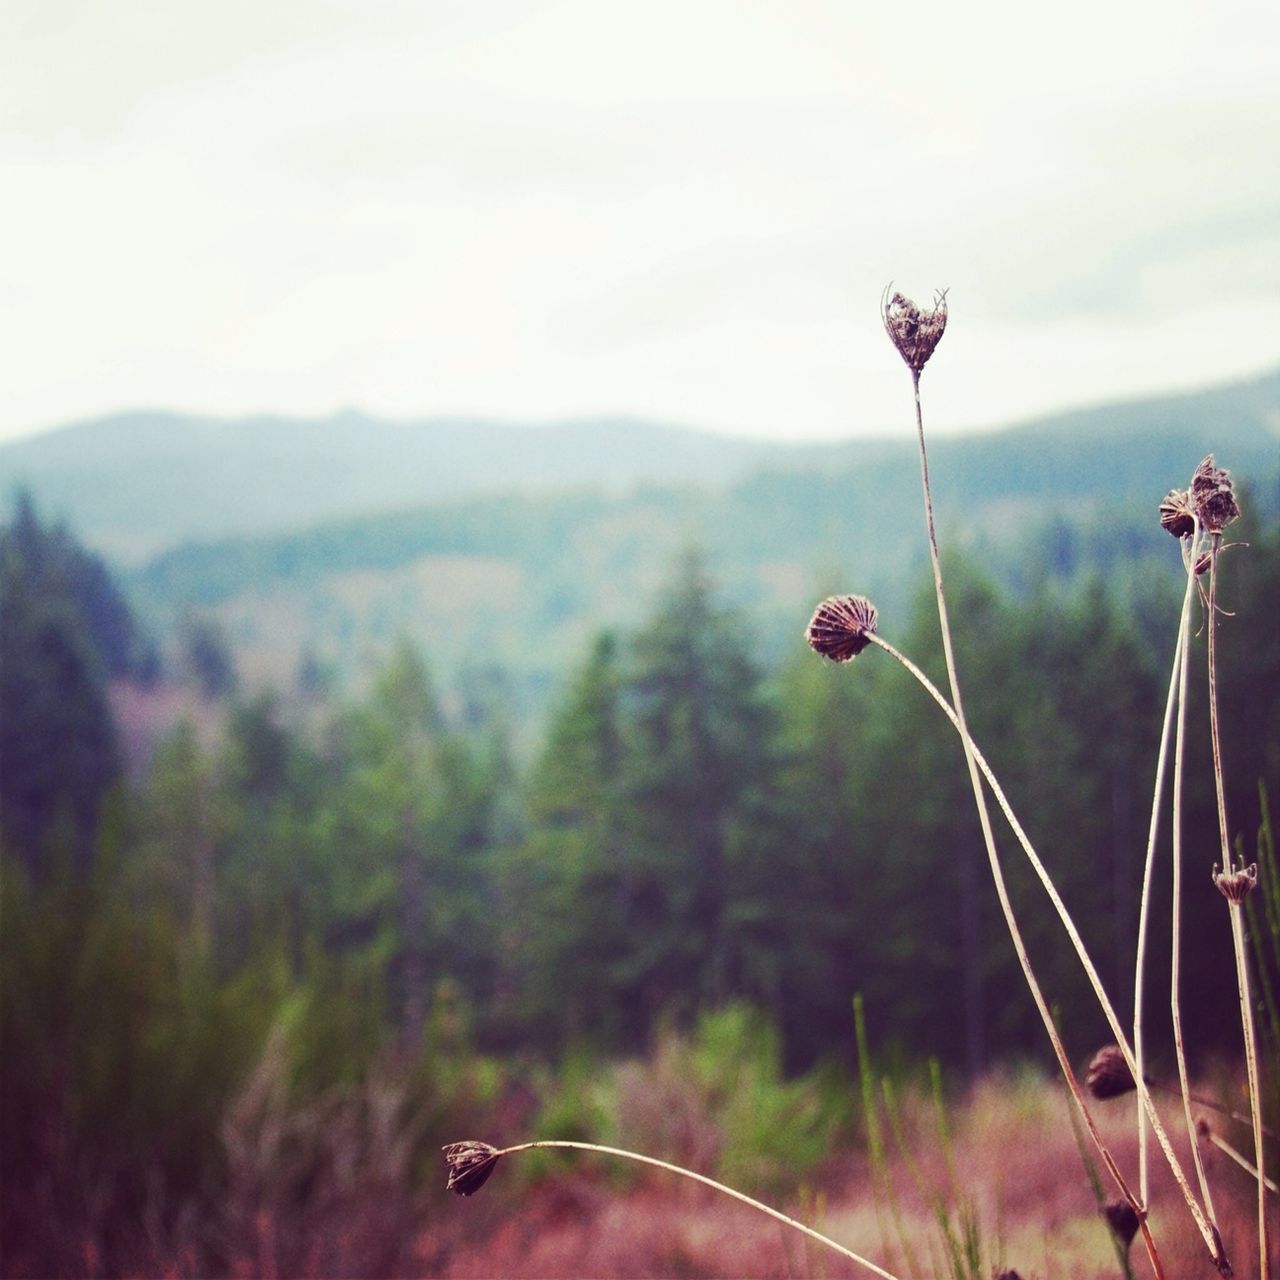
<box><xmin>3</xmin><ymin>0</ymin><xmax>1278</xmax><ymax>444</ymax></box>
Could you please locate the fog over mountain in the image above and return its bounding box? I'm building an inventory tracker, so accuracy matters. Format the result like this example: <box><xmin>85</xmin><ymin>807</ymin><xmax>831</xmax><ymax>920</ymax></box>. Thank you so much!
<box><xmin>4</xmin><ymin>366</ymin><xmax>1278</xmax><ymax>565</ymax></box>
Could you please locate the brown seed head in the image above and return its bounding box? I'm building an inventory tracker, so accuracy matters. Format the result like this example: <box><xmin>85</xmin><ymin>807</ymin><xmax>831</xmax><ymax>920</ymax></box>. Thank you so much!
<box><xmin>442</xmin><ymin>1140</ymin><xmax>502</xmax><ymax>1196</ymax></box>
<box><xmin>1085</xmin><ymin>1045</ymin><xmax>1135</xmax><ymax>1099</ymax></box>
<box><xmin>806</xmin><ymin>595</ymin><xmax>879</xmax><ymax>662</ymax></box>
<box><xmin>1103</xmin><ymin>1200</ymin><xmax>1141</xmax><ymax>1249</ymax></box>
<box><xmin>1213</xmin><ymin>862</ymin><xmax>1258</xmax><ymax>902</ymax></box>
<box><xmin>1191</xmin><ymin>455</ymin><xmax>1240</xmax><ymax>534</ymax></box>
<box><xmin>882</xmin><ymin>287</ymin><xmax>948</xmax><ymax>373</ymax></box>
<box><xmin>1158</xmin><ymin>488</ymin><xmax>1196</xmax><ymax>539</ymax></box>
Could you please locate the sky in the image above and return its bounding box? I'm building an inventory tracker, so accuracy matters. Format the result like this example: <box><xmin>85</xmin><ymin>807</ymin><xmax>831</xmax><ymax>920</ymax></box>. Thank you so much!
<box><xmin>2</xmin><ymin>0</ymin><xmax>1278</xmax><ymax>445</ymax></box>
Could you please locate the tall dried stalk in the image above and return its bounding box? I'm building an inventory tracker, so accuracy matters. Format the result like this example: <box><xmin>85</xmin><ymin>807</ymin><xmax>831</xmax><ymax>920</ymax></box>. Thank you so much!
<box><xmin>1206</xmin><ymin>530</ymin><xmax>1271</xmax><ymax>1280</ymax></box>
<box><xmin>1167</xmin><ymin>523</ymin><xmax>1224</xmax><ymax>1243</ymax></box>
<box><xmin>1132</xmin><ymin>561</ymin><xmax>1194</xmax><ymax>1207</ymax></box>
<box><xmin>880</xmin><ymin>292</ymin><xmax>1168</xmax><ymax>1278</ymax></box>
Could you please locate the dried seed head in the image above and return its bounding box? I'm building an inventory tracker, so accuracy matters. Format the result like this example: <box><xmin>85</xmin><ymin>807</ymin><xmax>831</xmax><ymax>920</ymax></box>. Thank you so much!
<box><xmin>992</xmin><ymin>1270</ymin><xmax>1025</xmax><ymax>1280</ymax></box>
<box><xmin>1103</xmin><ymin>1200</ymin><xmax>1141</xmax><ymax>1249</ymax></box>
<box><xmin>1191</xmin><ymin>455</ymin><xmax>1240</xmax><ymax>534</ymax></box>
<box><xmin>806</xmin><ymin>595</ymin><xmax>879</xmax><ymax>662</ymax></box>
<box><xmin>882</xmin><ymin>287</ymin><xmax>948</xmax><ymax>373</ymax></box>
<box><xmin>1085</xmin><ymin>1045</ymin><xmax>1135</xmax><ymax>1099</ymax></box>
<box><xmin>1159</xmin><ymin>488</ymin><xmax>1196</xmax><ymax>539</ymax></box>
<box><xmin>1213</xmin><ymin>862</ymin><xmax>1258</xmax><ymax>902</ymax></box>
<box><xmin>443</xmin><ymin>1141</ymin><xmax>503</xmax><ymax>1196</ymax></box>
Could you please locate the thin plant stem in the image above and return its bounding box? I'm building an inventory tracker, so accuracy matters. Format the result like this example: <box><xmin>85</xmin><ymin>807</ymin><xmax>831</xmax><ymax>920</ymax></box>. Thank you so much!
<box><xmin>1203</xmin><ymin>1128</ymin><xmax>1280</xmax><ymax>1195</ymax></box>
<box><xmin>1146</xmin><ymin>1079</ymin><xmax>1278</xmax><ymax>1140</ymax></box>
<box><xmin>866</xmin><ymin>630</ymin><xmax>1222</xmax><ymax>1273</ymax></box>
<box><xmin>1168</xmin><ymin>525</ymin><xmax>1223</xmax><ymax>1237</ymax></box>
<box><xmin>901</xmin><ymin>371</ymin><xmax>1168</xmax><ymax>1279</ymax></box>
<box><xmin>1133</xmin><ymin>566</ymin><xmax>1194</xmax><ymax>1206</ymax></box>
<box><xmin>1208</xmin><ymin>536</ymin><xmax>1271</xmax><ymax>1279</ymax></box>
<box><xmin>492</xmin><ymin>1140</ymin><xmax>900</xmax><ymax>1279</ymax></box>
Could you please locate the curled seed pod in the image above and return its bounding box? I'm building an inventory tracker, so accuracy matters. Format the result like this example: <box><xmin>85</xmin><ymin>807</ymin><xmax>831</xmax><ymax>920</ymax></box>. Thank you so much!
<box><xmin>1213</xmin><ymin>862</ymin><xmax>1258</xmax><ymax>902</ymax></box>
<box><xmin>1159</xmin><ymin>488</ymin><xmax>1196</xmax><ymax>539</ymax></box>
<box><xmin>882</xmin><ymin>287</ymin><xmax>948</xmax><ymax>373</ymax></box>
<box><xmin>1104</xmin><ymin>1200</ymin><xmax>1141</xmax><ymax>1249</ymax></box>
<box><xmin>442</xmin><ymin>1140</ymin><xmax>503</xmax><ymax>1196</ymax></box>
<box><xmin>1085</xmin><ymin>1045</ymin><xmax>1135</xmax><ymax>1099</ymax></box>
<box><xmin>806</xmin><ymin>595</ymin><xmax>879</xmax><ymax>662</ymax></box>
<box><xmin>1191</xmin><ymin>455</ymin><xmax>1240</xmax><ymax>534</ymax></box>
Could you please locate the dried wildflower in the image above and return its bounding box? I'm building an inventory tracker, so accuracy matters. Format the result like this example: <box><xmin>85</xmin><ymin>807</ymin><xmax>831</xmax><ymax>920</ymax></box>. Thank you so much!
<box><xmin>1191</xmin><ymin>455</ymin><xmax>1240</xmax><ymax>534</ymax></box>
<box><xmin>443</xmin><ymin>1141</ymin><xmax>502</xmax><ymax>1196</ymax></box>
<box><xmin>806</xmin><ymin>595</ymin><xmax>879</xmax><ymax>662</ymax></box>
<box><xmin>1213</xmin><ymin>862</ymin><xmax>1258</xmax><ymax>902</ymax></box>
<box><xmin>1085</xmin><ymin>1045</ymin><xmax>1135</xmax><ymax>1099</ymax></box>
<box><xmin>1159</xmin><ymin>487</ymin><xmax>1196</xmax><ymax>539</ymax></box>
<box><xmin>882</xmin><ymin>287</ymin><xmax>948</xmax><ymax>373</ymax></box>
<box><xmin>1104</xmin><ymin>1199</ymin><xmax>1141</xmax><ymax>1248</ymax></box>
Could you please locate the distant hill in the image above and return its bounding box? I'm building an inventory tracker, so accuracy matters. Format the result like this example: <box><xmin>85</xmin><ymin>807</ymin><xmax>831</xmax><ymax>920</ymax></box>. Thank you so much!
<box><xmin>5</xmin><ymin>366</ymin><xmax>1277</xmax><ymax>563</ymax></box>
<box><xmin>0</xmin><ymin>410</ymin><xmax>793</xmax><ymax>562</ymax></box>
<box><xmin>116</xmin><ymin>369</ymin><xmax>1280</xmax><ymax>735</ymax></box>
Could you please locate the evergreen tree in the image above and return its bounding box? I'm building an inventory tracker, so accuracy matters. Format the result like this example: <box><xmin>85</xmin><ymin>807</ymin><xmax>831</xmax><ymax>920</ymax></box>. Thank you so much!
<box><xmin>0</xmin><ymin>495</ymin><xmax>122</xmax><ymax>871</ymax></box>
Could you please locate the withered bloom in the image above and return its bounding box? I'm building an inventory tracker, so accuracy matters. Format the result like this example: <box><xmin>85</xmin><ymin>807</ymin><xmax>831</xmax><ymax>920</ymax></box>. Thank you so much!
<box><xmin>1158</xmin><ymin>488</ymin><xmax>1195</xmax><ymax>539</ymax></box>
<box><xmin>882</xmin><ymin>288</ymin><xmax>948</xmax><ymax>373</ymax></box>
<box><xmin>806</xmin><ymin>595</ymin><xmax>879</xmax><ymax>662</ymax></box>
<box><xmin>443</xmin><ymin>1141</ymin><xmax>503</xmax><ymax>1196</ymax></box>
<box><xmin>1104</xmin><ymin>1200</ymin><xmax>1141</xmax><ymax>1249</ymax></box>
<box><xmin>1085</xmin><ymin>1045</ymin><xmax>1135</xmax><ymax>1099</ymax></box>
<box><xmin>1191</xmin><ymin>455</ymin><xmax>1240</xmax><ymax>534</ymax></box>
<box><xmin>1213</xmin><ymin>862</ymin><xmax>1258</xmax><ymax>902</ymax></box>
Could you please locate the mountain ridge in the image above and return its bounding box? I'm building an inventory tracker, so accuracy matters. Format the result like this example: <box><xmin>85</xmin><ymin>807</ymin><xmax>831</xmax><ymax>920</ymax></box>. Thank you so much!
<box><xmin>5</xmin><ymin>365</ymin><xmax>1277</xmax><ymax>563</ymax></box>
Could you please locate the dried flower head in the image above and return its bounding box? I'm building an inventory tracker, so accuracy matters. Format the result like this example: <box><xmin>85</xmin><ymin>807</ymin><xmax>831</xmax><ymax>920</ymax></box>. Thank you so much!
<box><xmin>1191</xmin><ymin>455</ymin><xmax>1240</xmax><ymax>534</ymax></box>
<box><xmin>1085</xmin><ymin>1045</ymin><xmax>1135</xmax><ymax>1099</ymax></box>
<box><xmin>442</xmin><ymin>1141</ymin><xmax>502</xmax><ymax>1196</ymax></box>
<box><xmin>992</xmin><ymin>1270</ymin><xmax>1025</xmax><ymax>1280</ymax></box>
<box><xmin>1213</xmin><ymin>861</ymin><xmax>1258</xmax><ymax>902</ymax></box>
<box><xmin>1103</xmin><ymin>1200</ymin><xmax>1141</xmax><ymax>1249</ymax></box>
<box><xmin>806</xmin><ymin>595</ymin><xmax>879</xmax><ymax>662</ymax></box>
<box><xmin>1159</xmin><ymin>488</ymin><xmax>1196</xmax><ymax>539</ymax></box>
<box><xmin>882</xmin><ymin>287</ymin><xmax>948</xmax><ymax>373</ymax></box>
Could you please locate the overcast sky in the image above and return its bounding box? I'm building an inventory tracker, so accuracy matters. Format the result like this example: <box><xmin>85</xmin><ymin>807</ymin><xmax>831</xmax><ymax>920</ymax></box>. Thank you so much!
<box><xmin>3</xmin><ymin>0</ymin><xmax>1278</xmax><ymax>445</ymax></box>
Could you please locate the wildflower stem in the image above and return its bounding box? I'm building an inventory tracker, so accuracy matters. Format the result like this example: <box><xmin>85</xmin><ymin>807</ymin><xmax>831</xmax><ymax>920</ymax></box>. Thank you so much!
<box><xmin>1208</xmin><ymin>538</ymin><xmax>1271</xmax><ymax>1279</ymax></box>
<box><xmin>1203</xmin><ymin>1127</ymin><xmax>1280</xmax><ymax>1195</ymax></box>
<box><xmin>1133</xmin><ymin>565</ymin><xmax>1193</xmax><ymax>1207</ymax></box>
<box><xmin>866</xmin><ymin>630</ymin><xmax>1220</xmax><ymax>1276</ymax></box>
<box><xmin>899</xmin><ymin>371</ymin><xmax>1167</xmax><ymax>1279</ymax></box>
<box><xmin>1168</xmin><ymin>525</ymin><xmax>1223</xmax><ymax>1241</ymax></box>
<box><xmin>494</xmin><ymin>1140</ymin><xmax>900</xmax><ymax>1279</ymax></box>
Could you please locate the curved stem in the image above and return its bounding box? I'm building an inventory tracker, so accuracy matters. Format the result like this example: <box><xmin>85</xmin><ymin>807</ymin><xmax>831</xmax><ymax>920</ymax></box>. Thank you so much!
<box><xmin>496</xmin><ymin>1140</ymin><xmax>900</xmax><ymax>1279</ymax></box>
<box><xmin>867</xmin><ymin>630</ymin><xmax>1222</xmax><ymax>1274</ymax></box>
<box><xmin>902</xmin><ymin>373</ymin><xmax>1165</xmax><ymax>1278</ymax></box>
<box><xmin>1133</xmin><ymin>582</ymin><xmax>1191</xmax><ymax>1206</ymax></box>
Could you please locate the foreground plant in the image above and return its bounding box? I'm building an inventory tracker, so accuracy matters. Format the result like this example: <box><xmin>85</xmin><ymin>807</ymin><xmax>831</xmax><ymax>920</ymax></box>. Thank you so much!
<box><xmin>1195</xmin><ymin>456</ymin><xmax>1270</xmax><ymax>1280</ymax></box>
<box><xmin>878</xmin><ymin>289</ymin><xmax>1194</xmax><ymax>1276</ymax></box>
<box><xmin>441</xmin><ymin>1139</ymin><xmax>900</xmax><ymax>1279</ymax></box>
